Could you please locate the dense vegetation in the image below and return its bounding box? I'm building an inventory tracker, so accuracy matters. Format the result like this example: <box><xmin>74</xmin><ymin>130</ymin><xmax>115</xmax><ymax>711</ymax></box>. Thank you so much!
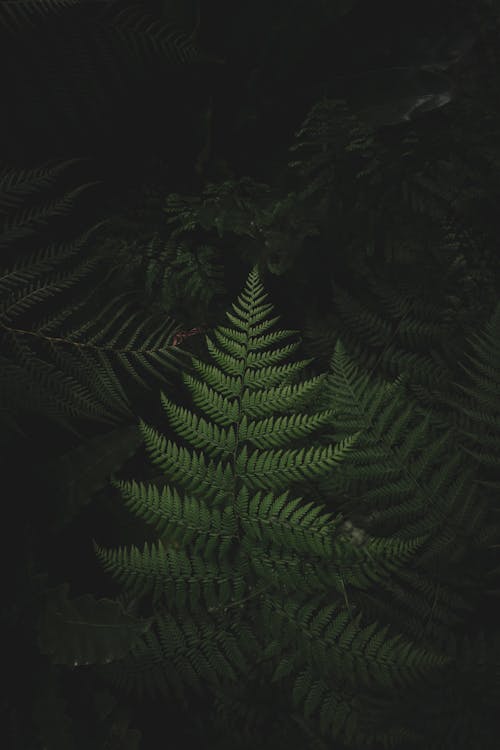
<box><xmin>2</xmin><ymin>1</ymin><xmax>500</xmax><ymax>748</ymax></box>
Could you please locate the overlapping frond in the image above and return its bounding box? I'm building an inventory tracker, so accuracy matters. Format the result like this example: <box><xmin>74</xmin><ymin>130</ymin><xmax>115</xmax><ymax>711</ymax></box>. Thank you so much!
<box><xmin>317</xmin><ymin>340</ymin><xmax>490</xmax><ymax>564</ymax></box>
<box><xmin>442</xmin><ymin>302</ymin><xmax>500</xmax><ymax>472</ymax></box>
<box><xmin>0</xmin><ymin>161</ymin><xmax>187</xmax><ymax>437</ymax></box>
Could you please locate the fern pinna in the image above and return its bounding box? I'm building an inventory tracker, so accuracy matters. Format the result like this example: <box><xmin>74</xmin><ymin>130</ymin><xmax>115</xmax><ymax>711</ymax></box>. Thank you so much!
<box><xmin>93</xmin><ymin>267</ymin><xmax>448</xmax><ymax>749</ymax></box>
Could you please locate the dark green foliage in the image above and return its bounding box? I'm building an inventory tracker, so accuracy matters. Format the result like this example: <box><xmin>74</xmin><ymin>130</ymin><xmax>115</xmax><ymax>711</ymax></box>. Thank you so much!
<box><xmin>165</xmin><ymin>177</ymin><xmax>273</xmax><ymax>236</ymax></box>
<box><xmin>315</xmin><ymin>338</ymin><xmax>492</xmax><ymax>626</ymax></box>
<box><xmin>5</xmin><ymin>3</ymin><xmax>500</xmax><ymax>748</ymax></box>
<box><xmin>99</xmin><ymin>3</ymin><xmax>204</xmax><ymax>67</ymax></box>
<box><xmin>441</xmin><ymin>302</ymin><xmax>500</xmax><ymax>473</ymax></box>
<box><xmin>36</xmin><ymin>266</ymin><xmax>496</xmax><ymax>749</ymax></box>
<box><xmin>143</xmin><ymin>237</ymin><xmax>225</xmax><ymax>320</ymax></box>
<box><xmin>301</xmin><ymin>253</ymin><xmax>495</xmax><ymax>424</ymax></box>
<box><xmin>0</xmin><ymin>158</ymin><xmax>97</xmax><ymax>251</ymax></box>
<box><xmin>0</xmin><ymin>161</ymin><xmax>188</xmax><ymax>439</ymax></box>
<box><xmin>164</xmin><ymin>177</ymin><xmax>321</xmax><ymax>278</ymax></box>
<box><xmin>288</xmin><ymin>76</ymin><xmax>500</xmax><ymax>289</ymax></box>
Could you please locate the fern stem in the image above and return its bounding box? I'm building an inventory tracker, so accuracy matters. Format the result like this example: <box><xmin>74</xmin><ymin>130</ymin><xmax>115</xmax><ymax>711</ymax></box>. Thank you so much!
<box><xmin>0</xmin><ymin>322</ymin><xmax>183</xmax><ymax>355</ymax></box>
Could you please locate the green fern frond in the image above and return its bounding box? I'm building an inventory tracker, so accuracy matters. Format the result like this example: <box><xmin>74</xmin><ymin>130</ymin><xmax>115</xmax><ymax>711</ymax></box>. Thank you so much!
<box><xmin>1</xmin><ymin>251</ymin><xmax>101</xmax><ymax>323</ymax></box>
<box><xmin>84</xmin><ymin>264</ymin><xmax>470</xmax><ymax>749</ymax></box>
<box><xmin>112</xmin><ymin>478</ymin><xmax>238</xmax><ymax>557</ymax></box>
<box><xmin>94</xmin><ymin>539</ymin><xmax>249</xmax><ymax>610</ymax></box>
<box><xmin>165</xmin><ymin>178</ymin><xmax>272</xmax><ymax>238</ymax></box>
<box><xmin>289</xmin><ymin>96</ymin><xmax>377</xmax><ymax>198</ymax></box>
<box><xmin>358</xmin><ymin>568</ymin><xmax>475</xmax><ymax>642</ymax></box>
<box><xmin>317</xmin><ymin>340</ymin><xmax>490</xmax><ymax>564</ymax></box>
<box><xmin>442</xmin><ymin>302</ymin><xmax>500</xmax><ymax>472</ymax></box>
<box><xmin>1</xmin><ymin>180</ymin><xmax>98</xmax><ymax>250</ymax></box>
<box><xmin>98</xmin><ymin>609</ymin><xmax>259</xmax><ymax>701</ymax></box>
<box><xmin>265</xmin><ymin>595</ymin><xmax>449</xmax><ymax>688</ymax></box>
<box><xmin>329</xmin><ymin>281</ymin><xmax>450</xmax><ymax>386</ymax></box>
<box><xmin>0</xmin><ymin>158</ymin><xmax>83</xmax><ymax>204</ymax></box>
<box><xmin>235</xmin><ymin>484</ymin><xmax>340</xmax><ymax>557</ymax></box>
<box><xmin>151</xmin><ymin>241</ymin><xmax>225</xmax><ymax>317</ymax></box>
<box><xmin>236</xmin><ymin>440</ymin><xmax>359</xmax><ymax>491</ymax></box>
<box><xmin>159</xmin><ymin>393</ymin><xmax>237</xmax><ymax>456</ymax></box>
<box><xmin>0</xmin><ymin>161</ymin><xmax>187</xmax><ymax>436</ymax></box>
<box><xmin>102</xmin><ymin>3</ymin><xmax>206</xmax><ymax>67</ymax></box>
<box><xmin>237</xmin><ymin>409</ymin><xmax>336</xmax><ymax>449</ymax></box>
<box><xmin>92</xmin><ymin>266</ymin><xmax>373</xmax><ymax>701</ymax></box>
